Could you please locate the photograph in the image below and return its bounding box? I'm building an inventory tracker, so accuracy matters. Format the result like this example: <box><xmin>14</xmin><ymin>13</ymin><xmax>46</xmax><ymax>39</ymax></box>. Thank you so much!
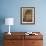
<box><xmin>21</xmin><ymin>7</ymin><xmax>35</xmax><ymax>24</ymax></box>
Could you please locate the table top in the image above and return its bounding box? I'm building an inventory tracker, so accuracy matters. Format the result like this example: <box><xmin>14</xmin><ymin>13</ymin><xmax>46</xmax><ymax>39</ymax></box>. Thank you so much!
<box><xmin>4</xmin><ymin>32</ymin><xmax>43</xmax><ymax>40</ymax></box>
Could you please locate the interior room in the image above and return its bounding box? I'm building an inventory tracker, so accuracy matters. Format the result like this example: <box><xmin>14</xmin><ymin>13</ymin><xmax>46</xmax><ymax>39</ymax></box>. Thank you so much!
<box><xmin>0</xmin><ymin>0</ymin><xmax>46</xmax><ymax>46</ymax></box>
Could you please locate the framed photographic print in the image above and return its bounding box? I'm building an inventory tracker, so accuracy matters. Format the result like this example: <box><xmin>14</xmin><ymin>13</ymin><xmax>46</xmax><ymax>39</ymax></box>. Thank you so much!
<box><xmin>21</xmin><ymin>7</ymin><xmax>35</xmax><ymax>24</ymax></box>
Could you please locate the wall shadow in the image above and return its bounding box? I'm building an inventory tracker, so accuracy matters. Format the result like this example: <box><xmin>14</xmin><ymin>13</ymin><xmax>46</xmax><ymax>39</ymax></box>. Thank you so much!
<box><xmin>0</xmin><ymin>16</ymin><xmax>5</xmax><ymax>46</ymax></box>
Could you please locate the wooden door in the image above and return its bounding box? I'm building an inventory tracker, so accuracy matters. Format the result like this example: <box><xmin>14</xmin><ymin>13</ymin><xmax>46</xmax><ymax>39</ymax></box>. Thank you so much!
<box><xmin>24</xmin><ymin>40</ymin><xmax>43</xmax><ymax>46</ymax></box>
<box><xmin>4</xmin><ymin>40</ymin><xmax>24</xmax><ymax>46</ymax></box>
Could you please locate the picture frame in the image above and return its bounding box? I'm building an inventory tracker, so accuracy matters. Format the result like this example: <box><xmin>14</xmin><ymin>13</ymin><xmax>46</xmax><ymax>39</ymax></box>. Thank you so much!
<box><xmin>21</xmin><ymin>7</ymin><xmax>35</xmax><ymax>24</ymax></box>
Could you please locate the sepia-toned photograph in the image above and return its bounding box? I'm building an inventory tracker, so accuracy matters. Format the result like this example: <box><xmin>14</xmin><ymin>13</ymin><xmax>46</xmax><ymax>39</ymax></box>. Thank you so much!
<box><xmin>21</xmin><ymin>7</ymin><xmax>35</xmax><ymax>24</ymax></box>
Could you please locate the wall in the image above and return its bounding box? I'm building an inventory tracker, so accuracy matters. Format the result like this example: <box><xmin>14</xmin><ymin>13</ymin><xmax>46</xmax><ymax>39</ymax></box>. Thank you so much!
<box><xmin>0</xmin><ymin>0</ymin><xmax>46</xmax><ymax>32</ymax></box>
<box><xmin>0</xmin><ymin>0</ymin><xmax>46</xmax><ymax>46</ymax></box>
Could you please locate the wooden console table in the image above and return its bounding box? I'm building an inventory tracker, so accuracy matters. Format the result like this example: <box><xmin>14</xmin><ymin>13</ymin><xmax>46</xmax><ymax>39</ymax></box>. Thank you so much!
<box><xmin>4</xmin><ymin>32</ymin><xmax>43</xmax><ymax>46</ymax></box>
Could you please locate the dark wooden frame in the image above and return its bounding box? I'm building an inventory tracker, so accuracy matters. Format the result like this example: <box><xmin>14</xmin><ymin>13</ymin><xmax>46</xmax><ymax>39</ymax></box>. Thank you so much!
<box><xmin>20</xmin><ymin>7</ymin><xmax>35</xmax><ymax>24</ymax></box>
